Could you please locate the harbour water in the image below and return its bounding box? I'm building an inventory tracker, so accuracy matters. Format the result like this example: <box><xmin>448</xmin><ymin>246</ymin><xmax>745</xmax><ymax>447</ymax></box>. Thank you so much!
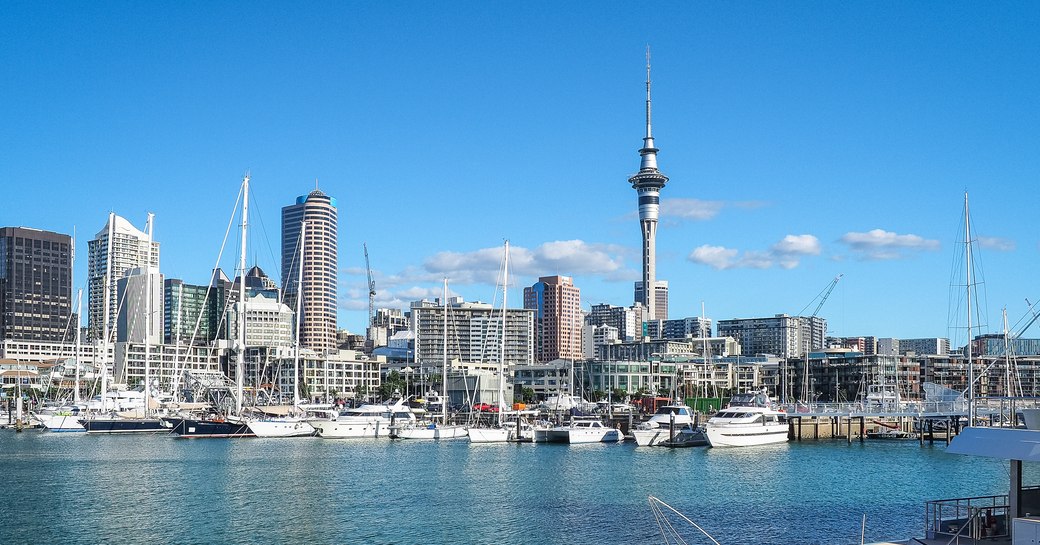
<box><xmin>0</xmin><ymin>432</ymin><xmax>1021</xmax><ymax>544</ymax></box>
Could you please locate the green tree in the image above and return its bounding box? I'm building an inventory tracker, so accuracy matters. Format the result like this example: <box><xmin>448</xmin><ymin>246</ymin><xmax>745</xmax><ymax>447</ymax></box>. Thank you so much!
<box><xmin>519</xmin><ymin>387</ymin><xmax>536</xmax><ymax>403</ymax></box>
<box><xmin>379</xmin><ymin>370</ymin><xmax>407</xmax><ymax>400</ymax></box>
<box><xmin>611</xmin><ymin>388</ymin><xmax>629</xmax><ymax>402</ymax></box>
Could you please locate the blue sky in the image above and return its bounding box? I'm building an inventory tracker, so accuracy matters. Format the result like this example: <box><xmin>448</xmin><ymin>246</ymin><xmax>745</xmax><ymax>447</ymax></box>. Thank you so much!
<box><xmin>2</xmin><ymin>3</ymin><xmax>1038</xmax><ymax>343</ymax></box>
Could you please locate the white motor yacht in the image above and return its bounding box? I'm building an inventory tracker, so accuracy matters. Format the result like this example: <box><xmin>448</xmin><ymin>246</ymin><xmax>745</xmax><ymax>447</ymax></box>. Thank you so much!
<box><xmin>704</xmin><ymin>389</ymin><xmax>789</xmax><ymax>448</ymax></box>
<box><xmin>632</xmin><ymin>404</ymin><xmax>696</xmax><ymax>446</ymax></box>
<box><xmin>393</xmin><ymin>421</ymin><xmax>469</xmax><ymax>440</ymax></box>
<box><xmin>311</xmin><ymin>399</ymin><xmax>415</xmax><ymax>439</ymax></box>
<box><xmin>247</xmin><ymin>417</ymin><xmax>316</xmax><ymax>438</ymax></box>
<box><xmin>546</xmin><ymin>418</ymin><xmax>622</xmax><ymax>444</ymax></box>
<box><xmin>33</xmin><ymin>405</ymin><xmax>88</xmax><ymax>432</ymax></box>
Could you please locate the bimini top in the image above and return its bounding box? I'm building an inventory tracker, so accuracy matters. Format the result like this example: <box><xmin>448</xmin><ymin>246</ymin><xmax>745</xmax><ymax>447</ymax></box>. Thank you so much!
<box><xmin>946</xmin><ymin>427</ymin><xmax>1040</xmax><ymax>462</ymax></box>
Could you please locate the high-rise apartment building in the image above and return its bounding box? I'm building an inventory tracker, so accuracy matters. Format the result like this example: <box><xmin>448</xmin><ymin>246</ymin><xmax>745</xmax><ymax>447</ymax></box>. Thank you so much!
<box><xmin>282</xmin><ymin>189</ymin><xmax>338</xmax><ymax>352</ymax></box>
<box><xmin>0</xmin><ymin>227</ymin><xmax>74</xmax><ymax>342</ymax></box>
<box><xmin>115</xmin><ymin>266</ymin><xmax>163</xmax><ymax>344</ymax></box>
<box><xmin>410</xmin><ymin>296</ymin><xmax>533</xmax><ymax>368</ymax></box>
<box><xmin>898</xmin><ymin>337</ymin><xmax>950</xmax><ymax>356</ymax></box>
<box><xmin>164</xmin><ymin>278</ymin><xmax>227</xmax><ymax>345</ymax></box>
<box><xmin>87</xmin><ymin>214</ymin><xmax>159</xmax><ymax>342</ymax></box>
<box><xmin>523</xmin><ymin>275</ymin><xmax>582</xmax><ymax>362</ymax></box>
<box><xmin>717</xmin><ymin>314</ymin><xmax>826</xmax><ymax>358</ymax></box>
<box><xmin>629</xmin><ymin>51</ymin><xmax>669</xmax><ymax>321</ymax></box>
<box><xmin>586</xmin><ymin>303</ymin><xmax>647</xmax><ymax>342</ymax></box>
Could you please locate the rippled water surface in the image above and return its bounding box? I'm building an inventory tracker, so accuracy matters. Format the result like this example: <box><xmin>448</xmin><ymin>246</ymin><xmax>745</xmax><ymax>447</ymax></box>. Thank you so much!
<box><xmin>0</xmin><ymin>431</ymin><xmax>1021</xmax><ymax>544</ymax></box>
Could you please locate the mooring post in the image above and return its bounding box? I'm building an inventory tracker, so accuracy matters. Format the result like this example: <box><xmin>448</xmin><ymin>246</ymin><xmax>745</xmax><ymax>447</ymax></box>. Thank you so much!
<box><xmin>946</xmin><ymin>418</ymin><xmax>952</xmax><ymax>446</ymax></box>
<box><xmin>847</xmin><ymin>416</ymin><xmax>852</xmax><ymax>444</ymax></box>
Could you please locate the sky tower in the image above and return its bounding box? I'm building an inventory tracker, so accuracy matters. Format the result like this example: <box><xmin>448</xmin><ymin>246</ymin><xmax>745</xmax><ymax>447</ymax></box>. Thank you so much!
<box><xmin>629</xmin><ymin>48</ymin><xmax>669</xmax><ymax>322</ymax></box>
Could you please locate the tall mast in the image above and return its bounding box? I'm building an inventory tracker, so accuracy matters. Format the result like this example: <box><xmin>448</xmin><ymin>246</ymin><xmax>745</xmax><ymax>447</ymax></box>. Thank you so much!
<box><xmin>101</xmin><ymin>212</ymin><xmax>114</xmax><ymax>411</ymax></box>
<box><xmin>236</xmin><ymin>174</ymin><xmax>249</xmax><ymax>416</ymax></box>
<box><xmin>293</xmin><ymin>220</ymin><xmax>306</xmax><ymax>408</ymax></box>
<box><xmin>74</xmin><ymin>290</ymin><xmax>82</xmax><ymax>404</ymax></box>
<box><xmin>442</xmin><ymin>278</ymin><xmax>449</xmax><ymax>424</ymax></box>
<box><xmin>498</xmin><ymin>241</ymin><xmax>509</xmax><ymax>427</ymax></box>
<box><xmin>144</xmin><ymin>212</ymin><xmax>154</xmax><ymax>416</ymax></box>
<box><xmin>965</xmin><ymin>192</ymin><xmax>974</xmax><ymax>426</ymax></box>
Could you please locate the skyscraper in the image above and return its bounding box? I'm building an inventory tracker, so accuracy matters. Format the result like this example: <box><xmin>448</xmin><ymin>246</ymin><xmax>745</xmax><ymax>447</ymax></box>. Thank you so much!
<box><xmin>0</xmin><ymin>227</ymin><xmax>75</xmax><ymax>342</ymax></box>
<box><xmin>523</xmin><ymin>275</ymin><xmax>582</xmax><ymax>362</ymax></box>
<box><xmin>87</xmin><ymin>214</ymin><xmax>159</xmax><ymax>342</ymax></box>
<box><xmin>629</xmin><ymin>49</ymin><xmax>669</xmax><ymax>321</ymax></box>
<box><xmin>282</xmin><ymin>188</ymin><xmax>338</xmax><ymax>352</ymax></box>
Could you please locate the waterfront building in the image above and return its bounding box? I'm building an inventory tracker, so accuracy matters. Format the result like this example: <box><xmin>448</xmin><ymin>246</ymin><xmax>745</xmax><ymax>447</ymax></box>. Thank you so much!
<box><xmin>164</xmin><ymin>278</ymin><xmax>227</xmax><ymax>345</ymax></box>
<box><xmin>523</xmin><ymin>275</ymin><xmax>582</xmax><ymax>363</ymax></box>
<box><xmin>898</xmin><ymin>337</ymin><xmax>950</xmax><ymax>356</ymax></box>
<box><xmin>87</xmin><ymin>214</ymin><xmax>159</xmax><ymax>342</ymax></box>
<box><xmin>580</xmin><ymin>358</ymin><xmax>678</xmax><ymax>398</ymax></box>
<box><xmin>281</xmin><ymin>188</ymin><xmax>338</xmax><ymax>353</ymax></box>
<box><xmin>831</xmin><ymin>336</ymin><xmax>878</xmax><ymax>355</ymax></box>
<box><xmin>971</xmin><ymin>334</ymin><xmax>1040</xmax><ymax>357</ymax></box>
<box><xmin>582</xmin><ymin>324</ymin><xmax>620</xmax><ymax>360</ymax></box>
<box><xmin>410</xmin><ymin>296</ymin><xmax>533</xmax><ymax>369</ymax></box>
<box><xmin>646</xmin><ymin>315</ymin><xmax>713</xmax><ymax>340</ymax></box>
<box><xmin>689</xmin><ymin>337</ymin><xmax>742</xmax><ymax>358</ymax></box>
<box><xmin>586</xmin><ymin>303</ymin><xmax>647</xmax><ymax>342</ymax></box>
<box><xmin>0</xmin><ymin>227</ymin><xmax>74</xmax><ymax>343</ymax></box>
<box><xmin>113</xmin><ymin>342</ymin><xmax>222</xmax><ymax>389</ymax></box>
<box><xmin>786</xmin><ymin>349</ymin><xmax>921</xmax><ymax>403</ymax></box>
<box><xmin>368</xmin><ymin>308</ymin><xmax>408</xmax><ymax>349</ymax></box>
<box><xmin>596</xmin><ymin>339</ymin><xmax>695</xmax><ymax>362</ymax></box>
<box><xmin>226</xmin><ymin>292</ymin><xmax>294</xmax><ymax>349</ymax></box>
<box><xmin>276</xmin><ymin>348</ymin><xmax>382</xmax><ymax>403</ymax></box>
<box><xmin>877</xmin><ymin>337</ymin><xmax>899</xmax><ymax>356</ymax></box>
<box><xmin>717</xmin><ymin>314</ymin><xmax>826</xmax><ymax>358</ymax></box>
<box><xmin>513</xmin><ymin>360</ymin><xmax>574</xmax><ymax>400</ymax></box>
<box><xmin>628</xmin><ymin>52</ymin><xmax>669</xmax><ymax>321</ymax></box>
<box><xmin>115</xmin><ymin>266</ymin><xmax>163</xmax><ymax>344</ymax></box>
<box><xmin>666</xmin><ymin>354</ymin><xmax>779</xmax><ymax>399</ymax></box>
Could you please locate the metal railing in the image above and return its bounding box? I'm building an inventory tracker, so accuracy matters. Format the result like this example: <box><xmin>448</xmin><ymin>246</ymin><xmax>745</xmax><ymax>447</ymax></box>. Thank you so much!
<box><xmin>925</xmin><ymin>494</ymin><xmax>1010</xmax><ymax>542</ymax></box>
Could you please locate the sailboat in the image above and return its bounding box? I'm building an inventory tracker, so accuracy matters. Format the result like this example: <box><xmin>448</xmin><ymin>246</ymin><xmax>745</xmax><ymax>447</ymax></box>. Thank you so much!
<box><xmin>468</xmin><ymin>241</ymin><xmax>515</xmax><ymax>444</ymax></box>
<box><xmin>170</xmin><ymin>174</ymin><xmax>255</xmax><ymax>438</ymax></box>
<box><xmin>35</xmin><ymin>290</ymin><xmax>88</xmax><ymax>432</ymax></box>
<box><xmin>393</xmin><ymin>279</ymin><xmax>468</xmax><ymax>440</ymax></box>
<box><xmin>247</xmin><ymin>220</ymin><xmax>316</xmax><ymax>438</ymax></box>
<box><xmin>81</xmin><ymin>214</ymin><xmax>166</xmax><ymax>434</ymax></box>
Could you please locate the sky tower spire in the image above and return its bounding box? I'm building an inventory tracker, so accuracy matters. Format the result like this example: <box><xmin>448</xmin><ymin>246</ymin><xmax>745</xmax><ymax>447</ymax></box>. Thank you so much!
<box><xmin>629</xmin><ymin>47</ymin><xmax>669</xmax><ymax>322</ymax></box>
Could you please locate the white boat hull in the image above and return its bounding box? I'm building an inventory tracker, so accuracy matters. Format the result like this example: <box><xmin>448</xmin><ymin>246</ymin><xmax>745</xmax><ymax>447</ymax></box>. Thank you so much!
<box><xmin>704</xmin><ymin>423</ymin><xmax>789</xmax><ymax>448</ymax></box>
<box><xmin>311</xmin><ymin>419</ymin><xmax>394</xmax><ymax>439</ymax></box>
<box><xmin>395</xmin><ymin>425</ymin><xmax>468</xmax><ymax>440</ymax></box>
<box><xmin>632</xmin><ymin>428</ymin><xmax>669</xmax><ymax>446</ymax></box>
<box><xmin>247</xmin><ymin>419</ymin><xmax>315</xmax><ymax>438</ymax></box>
<box><xmin>468</xmin><ymin>427</ymin><xmax>510</xmax><ymax>443</ymax></box>
<box><xmin>35</xmin><ymin>413</ymin><xmax>86</xmax><ymax>432</ymax></box>
<box><xmin>566</xmin><ymin>428</ymin><xmax>622</xmax><ymax>444</ymax></box>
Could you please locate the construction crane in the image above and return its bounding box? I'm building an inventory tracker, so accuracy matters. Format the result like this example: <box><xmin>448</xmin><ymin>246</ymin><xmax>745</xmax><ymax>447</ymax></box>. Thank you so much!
<box><xmin>792</xmin><ymin>274</ymin><xmax>843</xmax><ymax>404</ymax></box>
<box><xmin>363</xmin><ymin>243</ymin><xmax>375</xmax><ymax>331</ymax></box>
<box><xmin>812</xmin><ymin>274</ymin><xmax>843</xmax><ymax>318</ymax></box>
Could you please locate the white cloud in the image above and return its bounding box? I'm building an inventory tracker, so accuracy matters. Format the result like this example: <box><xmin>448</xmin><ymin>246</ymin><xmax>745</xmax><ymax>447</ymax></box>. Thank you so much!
<box><xmin>659</xmin><ymin>199</ymin><xmax>725</xmax><ymax>221</ymax></box>
<box><xmin>771</xmin><ymin>234</ymin><xmax>822</xmax><ymax>256</ymax></box>
<box><xmin>978</xmin><ymin>236</ymin><xmax>1015</xmax><ymax>252</ymax></box>
<box><xmin>339</xmin><ymin>239</ymin><xmax>638</xmax><ymax>311</ymax></box>
<box><xmin>688</xmin><ymin>245</ymin><xmax>740</xmax><ymax>270</ymax></box>
<box><xmin>656</xmin><ymin>198</ymin><xmax>772</xmax><ymax>223</ymax></box>
<box><xmin>689</xmin><ymin>234</ymin><xmax>821</xmax><ymax>270</ymax></box>
<box><xmin>839</xmin><ymin>229</ymin><xmax>940</xmax><ymax>260</ymax></box>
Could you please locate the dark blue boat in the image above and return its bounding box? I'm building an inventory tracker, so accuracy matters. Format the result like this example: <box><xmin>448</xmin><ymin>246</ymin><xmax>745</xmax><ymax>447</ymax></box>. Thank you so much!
<box><xmin>166</xmin><ymin>416</ymin><xmax>253</xmax><ymax>438</ymax></box>
<box><xmin>79</xmin><ymin>417</ymin><xmax>168</xmax><ymax>434</ymax></box>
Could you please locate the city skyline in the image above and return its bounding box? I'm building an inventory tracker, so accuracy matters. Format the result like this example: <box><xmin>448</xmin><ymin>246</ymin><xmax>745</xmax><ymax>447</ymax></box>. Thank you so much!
<box><xmin>2</xmin><ymin>4</ymin><xmax>1038</xmax><ymax>343</ymax></box>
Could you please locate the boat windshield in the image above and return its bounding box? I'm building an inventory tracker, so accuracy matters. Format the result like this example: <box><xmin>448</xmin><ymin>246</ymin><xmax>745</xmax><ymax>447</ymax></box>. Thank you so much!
<box><xmin>653</xmin><ymin>406</ymin><xmax>688</xmax><ymax>416</ymax></box>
